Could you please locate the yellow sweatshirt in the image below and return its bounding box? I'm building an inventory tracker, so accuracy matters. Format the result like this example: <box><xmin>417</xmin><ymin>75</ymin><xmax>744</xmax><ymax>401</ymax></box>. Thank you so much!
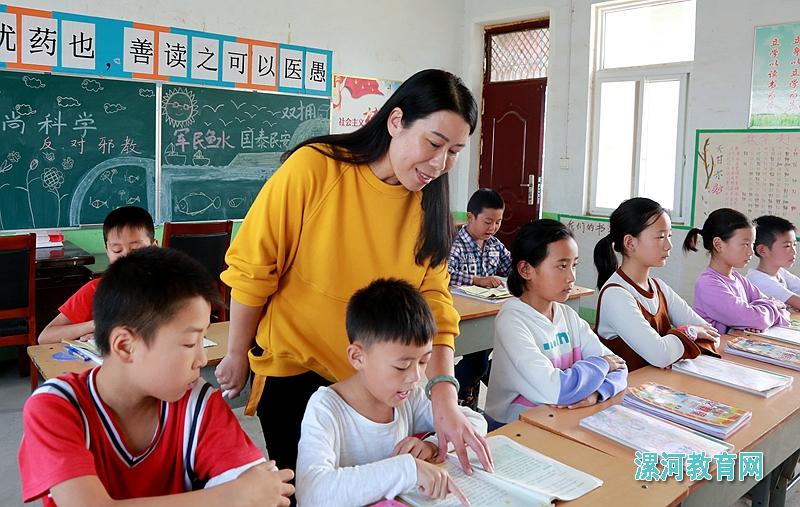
<box><xmin>221</xmin><ymin>146</ymin><xmax>460</xmax><ymax>381</ymax></box>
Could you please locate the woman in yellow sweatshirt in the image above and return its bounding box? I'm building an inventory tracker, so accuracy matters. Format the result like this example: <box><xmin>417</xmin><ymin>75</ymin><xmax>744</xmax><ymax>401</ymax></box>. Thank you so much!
<box><xmin>215</xmin><ymin>69</ymin><xmax>493</xmax><ymax>478</ymax></box>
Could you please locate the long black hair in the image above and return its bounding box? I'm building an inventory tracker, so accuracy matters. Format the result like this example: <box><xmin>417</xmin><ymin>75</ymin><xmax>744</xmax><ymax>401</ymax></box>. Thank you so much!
<box><xmin>283</xmin><ymin>69</ymin><xmax>478</xmax><ymax>267</ymax></box>
<box><xmin>593</xmin><ymin>197</ymin><xmax>667</xmax><ymax>288</ymax></box>
<box><xmin>507</xmin><ymin>219</ymin><xmax>575</xmax><ymax>297</ymax></box>
<box><xmin>683</xmin><ymin>208</ymin><xmax>752</xmax><ymax>254</ymax></box>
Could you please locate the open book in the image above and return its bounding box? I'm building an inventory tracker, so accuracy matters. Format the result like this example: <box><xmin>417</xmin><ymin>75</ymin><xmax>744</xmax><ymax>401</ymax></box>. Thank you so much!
<box><xmin>580</xmin><ymin>405</ymin><xmax>733</xmax><ymax>457</ymax></box>
<box><xmin>62</xmin><ymin>337</ymin><xmax>218</xmax><ymax>365</ymax></box>
<box><xmin>747</xmin><ymin>326</ymin><xmax>800</xmax><ymax>346</ymax></box>
<box><xmin>623</xmin><ymin>383</ymin><xmax>751</xmax><ymax>439</ymax></box>
<box><xmin>726</xmin><ymin>337</ymin><xmax>800</xmax><ymax>371</ymax></box>
<box><xmin>452</xmin><ymin>284</ymin><xmax>512</xmax><ymax>303</ymax></box>
<box><xmin>401</xmin><ymin>435</ymin><xmax>602</xmax><ymax>507</ymax></box>
<box><xmin>671</xmin><ymin>355</ymin><xmax>792</xmax><ymax>397</ymax></box>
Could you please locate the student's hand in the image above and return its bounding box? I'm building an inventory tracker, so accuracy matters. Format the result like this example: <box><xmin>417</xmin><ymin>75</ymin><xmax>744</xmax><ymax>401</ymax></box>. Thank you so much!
<box><xmin>600</xmin><ymin>354</ymin><xmax>626</xmax><ymax>372</ymax></box>
<box><xmin>562</xmin><ymin>392</ymin><xmax>599</xmax><ymax>409</ymax></box>
<box><xmin>78</xmin><ymin>333</ymin><xmax>94</xmax><ymax>342</ymax></box>
<box><xmin>745</xmin><ymin>328</ymin><xmax>764</xmax><ymax>334</ymax></box>
<box><xmin>393</xmin><ymin>436</ymin><xmax>439</xmax><ymax>462</ymax></box>
<box><xmin>471</xmin><ymin>276</ymin><xmax>504</xmax><ymax>288</ymax></box>
<box><xmin>234</xmin><ymin>461</ymin><xmax>294</xmax><ymax>507</ymax></box>
<box><xmin>215</xmin><ymin>351</ymin><xmax>250</xmax><ymax>399</ymax></box>
<box><xmin>415</xmin><ymin>459</ymin><xmax>470</xmax><ymax>506</ymax></box>
<box><xmin>430</xmin><ymin>384</ymin><xmax>494</xmax><ymax>475</ymax></box>
<box><xmin>768</xmin><ymin>297</ymin><xmax>788</xmax><ymax>310</ymax></box>
<box><xmin>694</xmin><ymin>326</ymin><xmax>720</xmax><ymax>345</ymax></box>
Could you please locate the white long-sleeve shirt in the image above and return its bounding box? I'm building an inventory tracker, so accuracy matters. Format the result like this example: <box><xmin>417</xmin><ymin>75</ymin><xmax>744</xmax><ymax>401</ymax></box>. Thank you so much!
<box><xmin>295</xmin><ymin>385</ymin><xmax>487</xmax><ymax>507</ymax></box>
<box><xmin>485</xmin><ymin>299</ymin><xmax>627</xmax><ymax>424</ymax></box>
<box><xmin>747</xmin><ymin>267</ymin><xmax>800</xmax><ymax>303</ymax></box>
<box><xmin>596</xmin><ymin>271</ymin><xmax>708</xmax><ymax>368</ymax></box>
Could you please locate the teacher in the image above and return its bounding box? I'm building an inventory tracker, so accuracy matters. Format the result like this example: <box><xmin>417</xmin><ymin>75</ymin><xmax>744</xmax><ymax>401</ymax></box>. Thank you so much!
<box><xmin>215</xmin><ymin>69</ymin><xmax>492</xmax><ymax>476</ymax></box>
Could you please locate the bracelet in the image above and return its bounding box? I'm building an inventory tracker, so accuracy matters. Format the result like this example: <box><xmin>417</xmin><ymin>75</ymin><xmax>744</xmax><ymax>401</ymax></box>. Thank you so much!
<box><xmin>425</xmin><ymin>375</ymin><xmax>460</xmax><ymax>400</ymax></box>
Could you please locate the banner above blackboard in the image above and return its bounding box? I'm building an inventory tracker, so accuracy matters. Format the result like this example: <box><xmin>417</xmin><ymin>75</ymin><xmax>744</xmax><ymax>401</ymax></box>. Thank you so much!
<box><xmin>0</xmin><ymin>4</ymin><xmax>332</xmax><ymax>96</ymax></box>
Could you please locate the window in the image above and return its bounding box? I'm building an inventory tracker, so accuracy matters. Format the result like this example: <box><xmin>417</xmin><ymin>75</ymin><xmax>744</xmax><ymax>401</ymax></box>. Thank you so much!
<box><xmin>589</xmin><ymin>0</ymin><xmax>695</xmax><ymax>220</ymax></box>
<box><xmin>488</xmin><ymin>26</ymin><xmax>550</xmax><ymax>81</ymax></box>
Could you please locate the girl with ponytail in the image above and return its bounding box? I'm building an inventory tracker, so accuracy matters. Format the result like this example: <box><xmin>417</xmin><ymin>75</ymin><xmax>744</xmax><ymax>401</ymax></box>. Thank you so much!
<box><xmin>593</xmin><ymin>198</ymin><xmax>720</xmax><ymax>371</ymax></box>
<box><xmin>684</xmin><ymin>208</ymin><xmax>789</xmax><ymax>334</ymax></box>
<box><xmin>485</xmin><ymin>219</ymin><xmax>627</xmax><ymax>425</ymax></box>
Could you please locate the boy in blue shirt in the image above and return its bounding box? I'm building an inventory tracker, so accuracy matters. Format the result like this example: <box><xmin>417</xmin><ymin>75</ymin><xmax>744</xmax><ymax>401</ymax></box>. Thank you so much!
<box><xmin>448</xmin><ymin>189</ymin><xmax>511</xmax><ymax>409</ymax></box>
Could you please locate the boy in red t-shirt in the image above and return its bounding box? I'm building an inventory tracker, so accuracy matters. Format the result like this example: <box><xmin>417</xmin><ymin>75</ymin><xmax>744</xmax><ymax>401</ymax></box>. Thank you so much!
<box><xmin>19</xmin><ymin>247</ymin><xmax>294</xmax><ymax>507</ymax></box>
<box><xmin>38</xmin><ymin>206</ymin><xmax>156</xmax><ymax>344</ymax></box>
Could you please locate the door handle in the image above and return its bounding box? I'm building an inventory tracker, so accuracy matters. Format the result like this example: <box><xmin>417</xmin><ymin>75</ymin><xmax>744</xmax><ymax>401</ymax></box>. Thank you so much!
<box><xmin>520</xmin><ymin>174</ymin><xmax>535</xmax><ymax>205</ymax></box>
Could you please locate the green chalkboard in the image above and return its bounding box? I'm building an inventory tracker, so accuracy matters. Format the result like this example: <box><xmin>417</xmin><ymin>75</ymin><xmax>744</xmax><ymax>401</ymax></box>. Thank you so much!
<box><xmin>0</xmin><ymin>71</ymin><xmax>156</xmax><ymax>230</ymax></box>
<box><xmin>160</xmin><ymin>84</ymin><xmax>329</xmax><ymax>222</ymax></box>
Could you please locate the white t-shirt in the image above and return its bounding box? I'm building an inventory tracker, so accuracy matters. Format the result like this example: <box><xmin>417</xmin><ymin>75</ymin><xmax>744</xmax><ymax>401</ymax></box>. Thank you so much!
<box><xmin>596</xmin><ymin>271</ymin><xmax>708</xmax><ymax>368</ymax></box>
<box><xmin>295</xmin><ymin>385</ymin><xmax>487</xmax><ymax>507</ymax></box>
<box><xmin>746</xmin><ymin>267</ymin><xmax>800</xmax><ymax>303</ymax></box>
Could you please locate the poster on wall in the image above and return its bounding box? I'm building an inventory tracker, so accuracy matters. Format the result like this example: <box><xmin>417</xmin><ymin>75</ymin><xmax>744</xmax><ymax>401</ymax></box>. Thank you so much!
<box><xmin>750</xmin><ymin>21</ymin><xmax>800</xmax><ymax>127</ymax></box>
<box><xmin>330</xmin><ymin>74</ymin><xmax>401</xmax><ymax>134</ymax></box>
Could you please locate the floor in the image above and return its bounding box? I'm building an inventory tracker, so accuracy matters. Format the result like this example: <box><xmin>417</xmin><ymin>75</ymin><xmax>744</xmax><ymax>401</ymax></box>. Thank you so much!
<box><xmin>1</xmin><ymin>362</ymin><xmax>799</xmax><ymax>506</ymax></box>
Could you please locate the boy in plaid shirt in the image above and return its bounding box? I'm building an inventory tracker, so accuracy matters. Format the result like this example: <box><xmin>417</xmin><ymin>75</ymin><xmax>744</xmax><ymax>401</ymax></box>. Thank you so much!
<box><xmin>448</xmin><ymin>188</ymin><xmax>511</xmax><ymax>408</ymax></box>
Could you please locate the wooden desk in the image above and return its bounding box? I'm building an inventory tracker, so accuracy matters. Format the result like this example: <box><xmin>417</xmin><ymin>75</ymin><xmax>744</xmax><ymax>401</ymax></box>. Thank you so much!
<box><xmin>28</xmin><ymin>321</ymin><xmax>230</xmax><ymax>381</ymax></box>
<box><xmin>490</xmin><ymin>421</ymin><xmax>688</xmax><ymax>506</ymax></box>
<box><xmin>520</xmin><ymin>335</ymin><xmax>800</xmax><ymax>506</ymax></box>
<box><xmin>451</xmin><ymin>286</ymin><xmax>595</xmax><ymax>356</ymax></box>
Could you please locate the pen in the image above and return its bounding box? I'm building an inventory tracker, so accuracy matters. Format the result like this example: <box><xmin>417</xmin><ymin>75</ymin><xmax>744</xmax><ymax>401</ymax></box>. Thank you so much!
<box><xmin>65</xmin><ymin>345</ymin><xmax>92</xmax><ymax>362</ymax></box>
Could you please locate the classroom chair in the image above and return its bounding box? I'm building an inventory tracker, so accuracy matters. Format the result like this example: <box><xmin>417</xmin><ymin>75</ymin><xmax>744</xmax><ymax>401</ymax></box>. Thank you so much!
<box><xmin>162</xmin><ymin>221</ymin><xmax>233</xmax><ymax>322</ymax></box>
<box><xmin>0</xmin><ymin>233</ymin><xmax>38</xmax><ymax>390</ymax></box>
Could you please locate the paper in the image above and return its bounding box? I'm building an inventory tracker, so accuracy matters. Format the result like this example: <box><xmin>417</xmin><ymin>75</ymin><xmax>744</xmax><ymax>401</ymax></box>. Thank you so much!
<box><xmin>672</xmin><ymin>355</ymin><xmax>792</xmax><ymax>394</ymax></box>
<box><xmin>580</xmin><ymin>405</ymin><xmax>733</xmax><ymax>457</ymax></box>
<box><xmin>751</xmin><ymin>326</ymin><xmax>800</xmax><ymax>346</ymax></box>
<box><xmin>203</xmin><ymin>337</ymin><xmax>217</xmax><ymax>348</ymax></box>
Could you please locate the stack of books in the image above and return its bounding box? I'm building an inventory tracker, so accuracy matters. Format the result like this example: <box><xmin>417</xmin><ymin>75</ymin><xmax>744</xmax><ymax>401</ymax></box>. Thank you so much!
<box><xmin>726</xmin><ymin>336</ymin><xmax>800</xmax><ymax>371</ymax></box>
<box><xmin>623</xmin><ymin>383</ymin><xmax>751</xmax><ymax>439</ymax></box>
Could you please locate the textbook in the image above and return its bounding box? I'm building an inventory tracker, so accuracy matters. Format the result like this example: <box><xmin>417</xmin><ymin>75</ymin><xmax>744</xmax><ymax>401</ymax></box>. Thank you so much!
<box><xmin>401</xmin><ymin>435</ymin><xmax>602</xmax><ymax>507</ymax></box>
<box><xmin>623</xmin><ymin>383</ymin><xmax>751</xmax><ymax>439</ymax></box>
<box><xmin>579</xmin><ymin>405</ymin><xmax>734</xmax><ymax>457</ymax></box>
<box><xmin>747</xmin><ymin>326</ymin><xmax>800</xmax><ymax>346</ymax></box>
<box><xmin>62</xmin><ymin>337</ymin><xmax>217</xmax><ymax>365</ymax></box>
<box><xmin>671</xmin><ymin>356</ymin><xmax>792</xmax><ymax>397</ymax></box>
<box><xmin>452</xmin><ymin>284</ymin><xmax>512</xmax><ymax>303</ymax></box>
<box><xmin>726</xmin><ymin>337</ymin><xmax>800</xmax><ymax>371</ymax></box>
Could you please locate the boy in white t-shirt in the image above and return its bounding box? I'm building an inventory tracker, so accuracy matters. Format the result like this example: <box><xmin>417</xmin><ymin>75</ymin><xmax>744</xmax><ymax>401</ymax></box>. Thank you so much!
<box><xmin>748</xmin><ymin>215</ymin><xmax>800</xmax><ymax>310</ymax></box>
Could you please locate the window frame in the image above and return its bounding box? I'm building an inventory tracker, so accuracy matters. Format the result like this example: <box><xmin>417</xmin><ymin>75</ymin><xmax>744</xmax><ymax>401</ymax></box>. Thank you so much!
<box><xmin>588</xmin><ymin>0</ymin><xmax>694</xmax><ymax>222</ymax></box>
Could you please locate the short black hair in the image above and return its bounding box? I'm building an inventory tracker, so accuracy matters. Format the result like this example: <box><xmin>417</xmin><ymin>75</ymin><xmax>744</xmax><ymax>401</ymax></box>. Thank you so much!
<box><xmin>507</xmin><ymin>219</ymin><xmax>575</xmax><ymax>297</ymax></box>
<box><xmin>754</xmin><ymin>215</ymin><xmax>796</xmax><ymax>256</ymax></box>
<box><xmin>93</xmin><ymin>247</ymin><xmax>221</xmax><ymax>355</ymax></box>
<box><xmin>467</xmin><ymin>188</ymin><xmax>505</xmax><ymax>217</ymax></box>
<box><xmin>345</xmin><ymin>278</ymin><xmax>436</xmax><ymax>348</ymax></box>
<box><xmin>103</xmin><ymin>206</ymin><xmax>155</xmax><ymax>243</ymax></box>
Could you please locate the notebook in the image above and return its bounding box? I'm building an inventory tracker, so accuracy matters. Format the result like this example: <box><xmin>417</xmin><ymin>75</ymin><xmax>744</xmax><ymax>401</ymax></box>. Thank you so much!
<box><xmin>401</xmin><ymin>435</ymin><xmax>602</xmax><ymax>507</ymax></box>
<box><xmin>747</xmin><ymin>326</ymin><xmax>800</xmax><ymax>346</ymax></box>
<box><xmin>452</xmin><ymin>284</ymin><xmax>512</xmax><ymax>303</ymax></box>
<box><xmin>726</xmin><ymin>336</ymin><xmax>800</xmax><ymax>371</ymax></box>
<box><xmin>671</xmin><ymin>355</ymin><xmax>792</xmax><ymax>397</ymax></box>
<box><xmin>579</xmin><ymin>405</ymin><xmax>734</xmax><ymax>457</ymax></box>
<box><xmin>623</xmin><ymin>383</ymin><xmax>751</xmax><ymax>439</ymax></box>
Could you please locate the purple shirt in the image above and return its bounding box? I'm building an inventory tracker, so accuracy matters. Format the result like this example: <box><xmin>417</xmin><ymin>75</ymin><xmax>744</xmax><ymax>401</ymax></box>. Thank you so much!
<box><xmin>693</xmin><ymin>267</ymin><xmax>790</xmax><ymax>334</ymax></box>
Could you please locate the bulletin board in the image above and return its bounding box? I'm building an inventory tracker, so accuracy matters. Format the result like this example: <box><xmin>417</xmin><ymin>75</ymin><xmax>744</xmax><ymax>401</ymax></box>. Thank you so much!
<box><xmin>692</xmin><ymin>129</ymin><xmax>800</xmax><ymax>227</ymax></box>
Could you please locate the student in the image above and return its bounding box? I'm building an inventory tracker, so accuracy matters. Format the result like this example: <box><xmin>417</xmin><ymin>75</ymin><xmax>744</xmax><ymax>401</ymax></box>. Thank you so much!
<box><xmin>594</xmin><ymin>198</ymin><xmax>720</xmax><ymax>370</ymax></box>
<box><xmin>448</xmin><ymin>188</ymin><xmax>511</xmax><ymax>408</ymax></box>
<box><xmin>485</xmin><ymin>220</ymin><xmax>627</xmax><ymax>426</ymax></box>
<box><xmin>747</xmin><ymin>215</ymin><xmax>800</xmax><ymax>310</ymax></box>
<box><xmin>684</xmin><ymin>208</ymin><xmax>790</xmax><ymax>334</ymax></box>
<box><xmin>296</xmin><ymin>279</ymin><xmax>485</xmax><ymax>507</ymax></box>
<box><xmin>19</xmin><ymin>247</ymin><xmax>294</xmax><ymax>507</ymax></box>
<box><xmin>38</xmin><ymin>206</ymin><xmax>156</xmax><ymax>344</ymax></box>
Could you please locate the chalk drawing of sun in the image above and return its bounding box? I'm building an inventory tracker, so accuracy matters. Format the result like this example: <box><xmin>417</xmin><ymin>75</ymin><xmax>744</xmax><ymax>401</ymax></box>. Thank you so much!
<box><xmin>162</xmin><ymin>88</ymin><xmax>198</xmax><ymax>128</ymax></box>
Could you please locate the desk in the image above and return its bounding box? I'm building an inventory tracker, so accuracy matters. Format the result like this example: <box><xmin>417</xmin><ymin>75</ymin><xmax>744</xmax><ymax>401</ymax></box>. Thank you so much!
<box><xmin>520</xmin><ymin>335</ymin><xmax>800</xmax><ymax>506</ymax></box>
<box><xmin>490</xmin><ymin>421</ymin><xmax>688</xmax><ymax>506</ymax></box>
<box><xmin>451</xmin><ymin>286</ymin><xmax>595</xmax><ymax>356</ymax></box>
<box><xmin>28</xmin><ymin>321</ymin><xmax>230</xmax><ymax>381</ymax></box>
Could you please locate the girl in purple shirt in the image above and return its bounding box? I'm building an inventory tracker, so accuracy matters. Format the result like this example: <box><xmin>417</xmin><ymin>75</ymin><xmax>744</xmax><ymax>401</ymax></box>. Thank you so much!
<box><xmin>683</xmin><ymin>208</ymin><xmax>789</xmax><ymax>334</ymax></box>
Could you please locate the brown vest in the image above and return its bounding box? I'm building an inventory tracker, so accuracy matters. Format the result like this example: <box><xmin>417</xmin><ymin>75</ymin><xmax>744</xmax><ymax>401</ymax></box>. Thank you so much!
<box><xmin>596</xmin><ymin>271</ymin><xmax>719</xmax><ymax>371</ymax></box>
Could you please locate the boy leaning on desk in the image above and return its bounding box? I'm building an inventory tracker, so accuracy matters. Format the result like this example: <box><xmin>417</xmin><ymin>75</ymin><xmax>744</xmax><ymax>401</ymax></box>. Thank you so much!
<box><xmin>447</xmin><ymin>188</ymin><xmax>512</xmax><ymax>409</ymax></box>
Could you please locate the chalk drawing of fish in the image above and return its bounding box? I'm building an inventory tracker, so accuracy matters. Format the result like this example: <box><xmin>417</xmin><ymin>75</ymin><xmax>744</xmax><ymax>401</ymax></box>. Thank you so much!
<box><xmin>100</xmin><ymin>168</ymin><xmax>117</xmax><ymax>183</ymax></box>
<box><xmin>126</xmin><ymin>174</ymin><xmax>140</xmax><ymax>184</ymax></box>
<box><xmin>228</xmin><ymin>197</ymin><xmax>246</xmax><ymax>208</ymax></box>
<box><xmin>89</xmin><ymin>196</ymin><xmax>108</xmax><ymax>209</ymax></box>
<box><xmin>176</xmin><ymin>192</ymin><xmax>221</xmax><ymax>216</ymax></box>
<box><xmin>126</xmin><ymin>196</ymin><xmax>141</xmax><ymax>204</ymax></box>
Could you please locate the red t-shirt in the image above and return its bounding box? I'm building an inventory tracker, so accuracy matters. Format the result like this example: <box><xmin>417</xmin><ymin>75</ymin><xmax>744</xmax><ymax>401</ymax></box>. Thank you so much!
<box><xmin>58</xmin><ymin>278</ymin><xmax>101</xmax><ymax>324</ymax></box>
<box><xmin>19</xmin><ymin>368</ymin><xmax>265</xmax><ymax>506</ymax></box>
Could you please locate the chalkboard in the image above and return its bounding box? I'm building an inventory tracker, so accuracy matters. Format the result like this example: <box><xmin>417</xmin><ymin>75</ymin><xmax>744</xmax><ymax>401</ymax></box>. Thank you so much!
<box><xmin>160</xmin><ymin>84</ymin><xmax>330</xmax><ymax>222</ymax></box>
<box><xmin>0</xmin><ymin>71</ymin><xmax>156</xmax><ymax>230</ymax></box>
